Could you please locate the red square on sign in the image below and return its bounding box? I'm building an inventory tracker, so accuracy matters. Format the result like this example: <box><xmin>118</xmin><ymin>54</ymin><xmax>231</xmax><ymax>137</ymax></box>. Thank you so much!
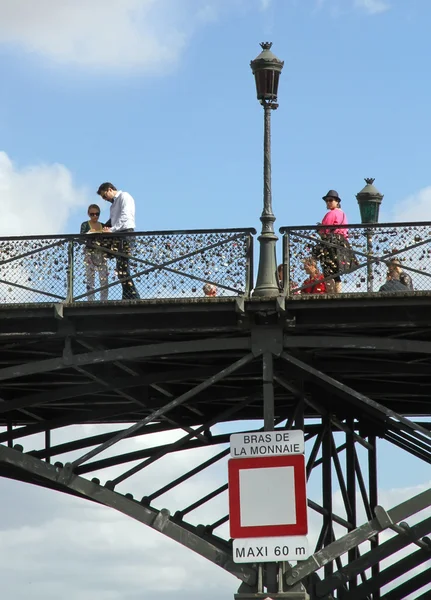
<box><xmin>228</xmin><ymin>454</ymin><xmax>307</xmax><ymax>539</ymax></box>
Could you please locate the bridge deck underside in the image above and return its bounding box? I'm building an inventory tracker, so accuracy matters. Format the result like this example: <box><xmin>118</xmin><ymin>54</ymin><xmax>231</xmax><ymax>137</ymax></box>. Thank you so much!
<box><xmin>1</xmin><ymin>295</ymin><xmax>431</xmax><ymax>427</ymax></box>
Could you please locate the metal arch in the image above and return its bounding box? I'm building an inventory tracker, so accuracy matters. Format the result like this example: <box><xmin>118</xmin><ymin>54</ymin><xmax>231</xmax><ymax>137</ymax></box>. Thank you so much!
<box><xmin>0</xmin><ymin>337</ymin><xmax>251</xmax><ymax>382</ymax></box>
<box><xmin>0</xmin><ymin>442</ymin><xmax>257</xmax><ymax>586</ymax></box>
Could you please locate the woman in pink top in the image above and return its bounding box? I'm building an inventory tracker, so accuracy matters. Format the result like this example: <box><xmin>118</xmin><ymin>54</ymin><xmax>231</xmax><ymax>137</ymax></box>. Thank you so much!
<box><xmin>313</xmin><ymin>190</ymin><xmax>355</xmax><ymax>294</ymax></box>
<box><xmin>321</xmin><ymin>195</ymin><xmax>348</xmax><ymax>239</ymax></box>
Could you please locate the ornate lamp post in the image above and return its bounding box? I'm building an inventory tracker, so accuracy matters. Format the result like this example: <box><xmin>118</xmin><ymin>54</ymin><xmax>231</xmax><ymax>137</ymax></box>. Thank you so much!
<box><xmin>356</xmin><ymin>178</ymin><xmax>384</xmax><ymax>292</ymax></box>
<box><xmin>250</xmin><ymin>42</ymin><xmax>284</xmax><ymax>297</ymax></box>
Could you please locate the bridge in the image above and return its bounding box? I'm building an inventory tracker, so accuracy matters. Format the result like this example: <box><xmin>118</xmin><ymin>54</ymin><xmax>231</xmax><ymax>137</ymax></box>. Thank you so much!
<box><xmin>0</xmin><ymin>221</ymin><xmax>430</xmax><ymax>599</ymax></box>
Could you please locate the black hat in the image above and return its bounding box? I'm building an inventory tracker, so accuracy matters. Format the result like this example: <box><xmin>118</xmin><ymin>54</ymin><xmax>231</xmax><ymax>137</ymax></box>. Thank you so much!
<box><xmin>322</xmin><ymin>189</ymin><xmax>341</xmax><ymax>203</ymax></box>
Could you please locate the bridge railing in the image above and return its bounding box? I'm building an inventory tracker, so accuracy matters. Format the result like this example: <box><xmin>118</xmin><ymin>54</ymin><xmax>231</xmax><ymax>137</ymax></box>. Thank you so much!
<box><xmin>0</xmin><ymin>228</ymin><xmax>255</xmax><ymax>304</ymax></box>
<box><xmin>4</xmin><ymin>222</ymin><xmax>431</xmax><ymax>304</ymax></box>
<box><xmin>280</xmin><ymin>221</ymin><xmax>431</xmax><ymax>297</ymax></box>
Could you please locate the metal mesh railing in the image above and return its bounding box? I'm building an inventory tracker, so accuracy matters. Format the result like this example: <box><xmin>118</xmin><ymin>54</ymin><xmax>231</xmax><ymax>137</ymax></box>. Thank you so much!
<box><xmin>280</xmin><ymin>222</ymin><xmax>431</xmax><ymax>296</ymax></box>
<box><xmin>0</xmin><ymin>237</ymin><xmax>71</xmax><ymax>304</ymax></box>
<box><xmin>0</xmin><ymin>228</ymin><xmax>255</xmax><ymax>304</ymax></box>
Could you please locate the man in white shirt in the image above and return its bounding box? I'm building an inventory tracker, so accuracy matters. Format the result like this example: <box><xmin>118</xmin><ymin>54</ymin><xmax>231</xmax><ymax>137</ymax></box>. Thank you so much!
<box><xmin>97</xmin><ymin>182</ymin><xmax>140</xmax><ymax>300</ymax></box>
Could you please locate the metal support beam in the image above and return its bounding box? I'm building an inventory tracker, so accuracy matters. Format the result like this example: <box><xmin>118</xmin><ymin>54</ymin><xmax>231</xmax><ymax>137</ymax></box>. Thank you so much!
<box><xmin>75</xmin><ymin>434</ymin><xmax>231</xmax><ymax>475</ymax></box>
<box><xmin>262</xmin><ymin>351</ymin><xmax>278</xmax><ymax>594</ymax></box>
<box><xmin>0</xmin><ymin>337</ymin><xmax>251</xmax><ymax>382</ymax></box>
<box><xmin>263</xmin><ymin>352</ymin><xmax>275</xmax><ymax>430</ymax></box>
<box><xmin>284</xmin><ymin>333</ymin><xmax>431</xmax><ymax>355</ymax></box>
<box><xmin>321</xmin><ymin>420</ymin><xmax>333</xmax><ymax>576</ymax></box>
<box><xmin>274</xmin><ymin>375</ymin><xmax>373</xmax><ymax>451</ymax></box>
<box><xmin>0</xmin><ymin>367</ymin><xmax>216</xmax><ymax>416</ymax></box>
<box><xmin>368</xmin><ymin>434</ymin><xmax>379</xmax><ymax>599</ymax></box>
<box><xmin>346</xmin><ymin>548</ymin><xmax>431</xmax><ymax>600</ymax></box>
<box><xmin>346</xmin><ymin>418</ymin><xmax>358</xmax><ymax>589</ymax></box>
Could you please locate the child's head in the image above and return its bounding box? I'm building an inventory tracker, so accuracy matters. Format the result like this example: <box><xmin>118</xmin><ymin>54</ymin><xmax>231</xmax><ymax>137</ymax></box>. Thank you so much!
<box><xmin>203</xmin><ymin>283</ymin><xmax>217</xmax><ymax>297</ymax></box>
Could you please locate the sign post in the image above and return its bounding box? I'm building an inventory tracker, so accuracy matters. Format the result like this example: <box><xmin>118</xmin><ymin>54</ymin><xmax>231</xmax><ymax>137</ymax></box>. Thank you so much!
<box><xmin>229</xmin><ymin>429</ymin><xmax>309</xmax><ymax>598</ymax></box>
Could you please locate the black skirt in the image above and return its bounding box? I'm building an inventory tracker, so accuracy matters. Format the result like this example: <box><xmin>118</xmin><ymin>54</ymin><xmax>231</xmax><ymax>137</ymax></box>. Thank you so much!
<box><xmin>312</xmin><ymin>234</ymin><xmax>356</xmax><ymax>281</ymax></box>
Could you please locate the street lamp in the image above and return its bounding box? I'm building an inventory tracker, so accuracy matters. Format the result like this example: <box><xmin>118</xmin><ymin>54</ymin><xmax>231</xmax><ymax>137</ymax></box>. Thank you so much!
<box><xmin>357</xmin><ymin>177</ymin><xmax>384</xmax><ymax>225</ymax></box>
<box><xmin>250</xmin><ymin>42</ymin><xmax>284</xmax><ymax>297</ymax></box>
<box><xmin>356</xmin><ymin>178</ymin><xmax>384</xmax><ymax>292</ymax></box>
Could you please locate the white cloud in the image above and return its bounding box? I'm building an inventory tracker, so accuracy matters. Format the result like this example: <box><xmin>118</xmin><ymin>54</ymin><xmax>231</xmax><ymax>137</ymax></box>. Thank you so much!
<box><xmin>0</xmin><ymin>151</ymin><xmax>88</xmax><ymax>236</ymax></box>
<box><xmin>355</xmin><ymin>0</ymin><xmax>390</xmax><ymax>14</ymax></box>
<box><xmin>0</xmin><ymin>0</ymin><xmax>235</xmax><ymax>72</ymax></box>
<box><xmin>0</xmin><ymin>0</ymin><xmax>183</xmax><ymax>71</ymax></box>
<box><xmin>0</xmin><ymin>482</ymin><xmax>234</xmax><ymax>600</ymax></box>
<box><xmin>391</xmin><ymin>185</ymin><xmax>431</xmax><ymax>222</ymax></box>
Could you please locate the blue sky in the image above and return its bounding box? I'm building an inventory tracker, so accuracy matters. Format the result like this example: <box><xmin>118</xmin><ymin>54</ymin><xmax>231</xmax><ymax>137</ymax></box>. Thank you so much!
<box><xmin>2</xmin><ymin>0</ymin><xmax>431</xmax><ymax>238</ymax></box>
<box><xmin>0</xmin><ymin>1</ymin><xmax>430</xmax><ymax>598</ymax></box>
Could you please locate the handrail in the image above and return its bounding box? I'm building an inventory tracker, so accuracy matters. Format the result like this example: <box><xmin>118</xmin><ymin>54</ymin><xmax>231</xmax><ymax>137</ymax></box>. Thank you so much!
<box><xmin>280</xmin><ymin>220</ymin><xmax>431</xmax><ymax>232</ymax></box>
<box><xmin>0</xmin><ymin>226</ymin><xmax>257</xmax><ymax>244</ymax></box>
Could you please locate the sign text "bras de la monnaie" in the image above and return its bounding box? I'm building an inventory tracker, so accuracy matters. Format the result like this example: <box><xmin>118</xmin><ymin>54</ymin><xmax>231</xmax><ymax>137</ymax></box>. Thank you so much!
<box><xmin>230</xmin><ymin>430</ymin><xmax>304</xmax><ymax>458</ymax></box>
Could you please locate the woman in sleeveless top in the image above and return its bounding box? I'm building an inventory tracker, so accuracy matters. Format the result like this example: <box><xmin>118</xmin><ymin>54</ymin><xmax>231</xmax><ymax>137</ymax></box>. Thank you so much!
<box><xmin>80</xmin><ymin>204</ymin><xmax>109</xmax><ymax>301</ymax></box>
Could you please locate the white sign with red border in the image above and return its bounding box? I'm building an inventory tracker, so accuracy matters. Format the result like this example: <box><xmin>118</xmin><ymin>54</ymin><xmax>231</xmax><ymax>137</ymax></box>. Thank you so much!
<box><xmin>228</xmin><ymin>454</ymin><xmax>308</xmax><ymax>539</ymax></box>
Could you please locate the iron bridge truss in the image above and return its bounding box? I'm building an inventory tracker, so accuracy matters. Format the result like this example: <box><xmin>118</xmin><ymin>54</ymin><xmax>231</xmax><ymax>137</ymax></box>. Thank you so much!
<box><xmin>0</xmin><ymin>225</ymin><xmax>430</xmax><ymax>599</ymax></box>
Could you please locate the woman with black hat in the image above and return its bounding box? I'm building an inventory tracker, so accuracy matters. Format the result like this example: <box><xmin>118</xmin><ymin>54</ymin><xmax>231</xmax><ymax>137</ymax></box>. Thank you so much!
<box><xmin>313</xmin><ymin>190</ymin><xmax>353</xmax><ymax>294</ymax></box>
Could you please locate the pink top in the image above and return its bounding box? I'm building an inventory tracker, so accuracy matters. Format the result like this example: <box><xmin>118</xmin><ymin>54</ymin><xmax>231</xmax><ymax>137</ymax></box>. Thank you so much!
<box><xmin>321</xmin><ymin>208</ymin><xmax>348</xmax><ymax>238</ymax></box>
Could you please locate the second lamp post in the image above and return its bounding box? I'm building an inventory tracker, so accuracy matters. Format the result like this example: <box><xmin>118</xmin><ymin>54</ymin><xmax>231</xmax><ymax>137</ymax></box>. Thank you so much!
<box><xmin>356</xmin><ymin>178</ymin><xmax>384</xmax><ymax>292</ymax></box>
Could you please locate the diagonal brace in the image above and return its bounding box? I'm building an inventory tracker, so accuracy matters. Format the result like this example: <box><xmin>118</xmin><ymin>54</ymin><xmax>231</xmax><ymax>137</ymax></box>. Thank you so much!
<box><xmin>71</xmin><ymin>352</ymin><xmax>255</xmax><ymax>469</ymax></box>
